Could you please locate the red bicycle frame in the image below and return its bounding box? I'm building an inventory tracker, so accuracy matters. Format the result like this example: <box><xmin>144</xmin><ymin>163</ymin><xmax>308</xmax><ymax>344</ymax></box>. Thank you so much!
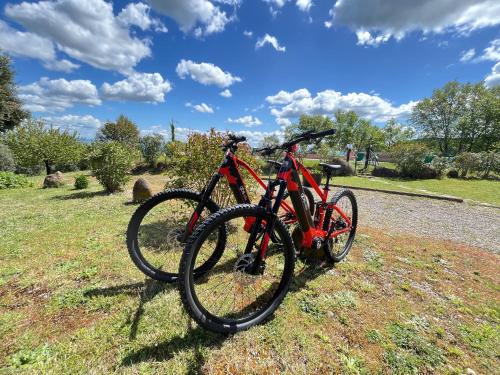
<box><xmin>185</xmin><ymin>148</ymin><xmax>297</xmax><ymax>237</ymax></box>
<box><xmin>260</xmin><ymin>144</ymin><xmax>353</xmax><ymax>252</ymax></box>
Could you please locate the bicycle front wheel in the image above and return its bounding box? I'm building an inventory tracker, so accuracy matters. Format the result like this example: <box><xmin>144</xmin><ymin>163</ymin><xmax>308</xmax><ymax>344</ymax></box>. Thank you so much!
<box><xmin>179</xmin><ymin>204</ymin><xmax>295</xmax><ymax>333</ymax></box>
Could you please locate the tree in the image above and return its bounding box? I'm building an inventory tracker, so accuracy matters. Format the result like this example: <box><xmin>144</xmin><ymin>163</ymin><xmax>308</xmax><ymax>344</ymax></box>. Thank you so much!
<box><xmin>411</xmin><ymin>81</ymin><xmax>499</xmax><ymax>155</ymax></box>
<box><xmin>458</xmin><ymin>83</ymin><xmax>499</xmax><ymax>152</ymax></box>
<box><xmin>96</xmin><ymin>115</ymin><xmax>140</xmax><ymax>147</ymax></box>
<box><xmin>89</xmin><ymin>141</ymin><xmax>135</xmax><ymax>193</ymax></box>
<box><xmin>259</xmin><ymin>134</ymin><xmax>281</xmax><ymax>148</ymax></box>
<box><xmin>170</xmin><ymin>119</ymin><xmax>175</xmax><ymax>142</ymax></box>
<box><xmin>0</xmin><ymin>54</ymin><xmax>29</xmax><ymax>133</ymax></box>
<box><xmin>382</xmin><ymin>118</ymin><xmax>415</xmax><ymax>149</ymax></box>
<box><xmin>140</xmin><ymin>133</ymin><xmax>164</xmax><ymax>166</ymax></box>
<box><xmin>284</xmin><ymin>115</ymin><xmax>335</xmax><ymax>153</ymax></box>
<box><xmin>5</xmin><ymin>119</ymin><xmax>83</xmax><ymax>174</ymax></box>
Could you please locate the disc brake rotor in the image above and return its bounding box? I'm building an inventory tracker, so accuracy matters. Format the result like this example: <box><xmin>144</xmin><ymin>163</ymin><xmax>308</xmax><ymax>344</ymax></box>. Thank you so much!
<box><xmin>233</xmin><ymin>253</ymin><xmax>258</xmax><ymax>286</ymax></box>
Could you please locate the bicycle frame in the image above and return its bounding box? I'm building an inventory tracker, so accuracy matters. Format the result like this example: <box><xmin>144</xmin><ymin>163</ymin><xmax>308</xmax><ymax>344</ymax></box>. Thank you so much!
<box><xmin>254</xmin><ymin>144</ymin><xmax>353</xmax><ymax>260</ymax></box>
<box><xmin>184</xmin><ymin>148</ymin><xmax>297</xmax><ymax>238</ymax></box>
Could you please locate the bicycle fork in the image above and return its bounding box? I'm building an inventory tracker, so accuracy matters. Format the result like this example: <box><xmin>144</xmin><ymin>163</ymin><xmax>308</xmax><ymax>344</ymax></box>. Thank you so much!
<box><xmin>243</xmin><ymin>179</ymin><xmax>287</xmax><ymax>274</ymax></box>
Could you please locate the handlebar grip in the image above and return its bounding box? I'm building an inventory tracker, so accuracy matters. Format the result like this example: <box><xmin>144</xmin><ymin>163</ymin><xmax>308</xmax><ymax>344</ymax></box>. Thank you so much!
<box><xmin>229</xmin><ymin>134</ymin><xmax>246</xmax><ymax>143</ymax></box>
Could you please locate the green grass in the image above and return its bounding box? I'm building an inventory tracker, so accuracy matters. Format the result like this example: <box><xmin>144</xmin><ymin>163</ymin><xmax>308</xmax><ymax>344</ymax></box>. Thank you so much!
<box><xmin>0</xmin><ymin>172</ymin><xmax>499</xmax><ymax>374</ymax></box>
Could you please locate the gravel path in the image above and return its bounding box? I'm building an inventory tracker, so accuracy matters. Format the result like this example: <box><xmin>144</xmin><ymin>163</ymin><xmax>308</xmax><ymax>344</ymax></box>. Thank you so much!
<box><xmin>350</xmin><ymin>189</ymin><xmax>500</xmax><ymax>254</ymax></box>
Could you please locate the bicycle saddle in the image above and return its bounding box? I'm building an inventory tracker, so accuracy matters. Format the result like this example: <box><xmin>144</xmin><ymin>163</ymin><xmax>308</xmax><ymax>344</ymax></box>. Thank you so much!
<box><xmin>319</xmin><ymin>163</ymin><xmax>342</xmax><ymax>173</ymax></box>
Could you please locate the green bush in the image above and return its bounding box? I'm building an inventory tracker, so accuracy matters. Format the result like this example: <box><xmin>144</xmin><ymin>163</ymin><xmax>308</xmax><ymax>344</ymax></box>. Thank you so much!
<box><xmin>0</xmin><ymin>171</ymin><xmax>32</xmax><ymax>189</ymax></box>
<box><xmin>430</xmin><ymin>156</ymin><xmax>450</xmax><ymax>179</ymax></box>
<box><xmin>89</xmin><ymin>142</ymin><xmax>135</xmax><ymax>193</ymax></box>
<box><xmin>165</xmin><ymin>129</ymin><xmax>260</xmax><ymax>207</ymax></box>
<box><xmin>0</xmin><ymin>143</ymin><xmax>15</xmax><ymax>172</ymax></box>
<box><xmin>74</xmin><ymin>174</ymin><xmax>89</xmax><ymax>190</ymax></box>
<box><xmin>372</xmin><ymin>166</ymin><xmax>400</xmax><ymax>178</ymax></box>
<box><xmin>453</xmin><ymin>152</ymin><xmax>481</xmax><ymax>178</ymax></box>
<box><xmin>140</xmin><ymin>134</ymin><xmax>164</xmax><ymax>166</ymax></box>
<box><xmin>478</xmin><ymin>152</ymin><xmax>499</xmax><ymax>178</ymax></box>
<box><xmin>392</xmin><ymin>143</ymin><xmax>434</xmax><ymax>179</ymax></box>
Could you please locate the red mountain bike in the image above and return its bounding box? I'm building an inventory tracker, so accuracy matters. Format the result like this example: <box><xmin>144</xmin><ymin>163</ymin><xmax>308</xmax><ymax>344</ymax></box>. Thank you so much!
<box><xmin>178</xmin><ymin>129</ymin><xmax>358</xmax><ymax>333</ymax></box>
<box><xmin>126</xmin><ymin>134</ymin><xmax>314</xmax><ymax>282</ymax></box>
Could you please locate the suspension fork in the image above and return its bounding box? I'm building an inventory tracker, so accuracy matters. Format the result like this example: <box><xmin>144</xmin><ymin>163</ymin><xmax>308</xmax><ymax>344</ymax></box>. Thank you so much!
<box><xmin>181</xmin><ymin>173</ymin><xmax>221</xmax><ymax>241</ymax></box>
<box><xmin>246</xmin><ymin>180</ymin><xmax>287</xmax><ymax>274</ymax></box>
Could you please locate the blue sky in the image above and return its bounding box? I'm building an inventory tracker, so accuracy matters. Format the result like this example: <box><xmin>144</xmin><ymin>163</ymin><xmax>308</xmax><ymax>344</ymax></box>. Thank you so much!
<box><xmin>1</xmin><ymin>0</ymin><xmax>499</xmax><ymax>144</ymax></box>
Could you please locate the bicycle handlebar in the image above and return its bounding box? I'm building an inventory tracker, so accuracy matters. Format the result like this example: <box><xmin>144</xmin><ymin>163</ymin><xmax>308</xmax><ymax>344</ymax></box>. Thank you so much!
<box><xmin>281</xmin><ymin>128</ymin><xmax>336</xmax><ymax>149</ymax></box>
<box><xmin>222</xmin><ymin>134</ymin><xmax>247</xmax><ymax>150</ymax></box>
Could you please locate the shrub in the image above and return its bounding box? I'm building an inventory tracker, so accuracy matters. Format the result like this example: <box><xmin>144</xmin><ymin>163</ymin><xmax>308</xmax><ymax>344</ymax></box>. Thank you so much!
<box><xmin>447</xmin><ymin>169</ymin><xmax>459</xmax><ymax>178</ymax></box>
<box><xmin>453</xmin><ymin>152</ymin><xmax>481</xmax><ymax>178</ymax></box>
<box><xmin>140</xmin><ymin>134</ymin><xmax>164</xmax><ymax>166</ymax></box>
<box><xmin>165</xmin><ymin>129</ymin><xmax>260</xmax><ymax>207</ymax></box>
<box><xmin>392</xmin><ymin>143</ymin><xmax>433</xmax><ymax>178</ymax></box>
<box><xmin>372</xmin><ymin>167</ymin><xmax>400</xmax><ymax>178</ymax></box>
<box><xmin>430</xmin><ymin>156</ymin><xmax>451</xmax><ymax>179</ymax></box>
<box><xmin>0</xmin><ymin>143</ymin><xmax>15</xmax><ymax>172</ymax></box>
<box><xmin>74</xmin><ymin>174</ymin><xmax>89</xmax><ymax>190</ymax></box>
<box><xmin>478</xmin><ymin>152</ymin><xmax>499</xmax><ymax>178</ymax></box>
<box><xmin>89</xmin><ymin>142</ymin><xmax>135</xmax><ymax>193</ymax></box>
<box><xmin>0</xmin><ymin>171</ymin><xmax>32</xmax><ymax>189</ymax></box>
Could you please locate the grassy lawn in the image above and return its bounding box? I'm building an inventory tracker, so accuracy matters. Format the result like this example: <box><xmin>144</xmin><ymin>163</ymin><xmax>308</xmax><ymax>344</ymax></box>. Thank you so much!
<box><xmin>1</xmin><ymin>173</ymin><xmax>499</xmax><ymax>374</ymax></box>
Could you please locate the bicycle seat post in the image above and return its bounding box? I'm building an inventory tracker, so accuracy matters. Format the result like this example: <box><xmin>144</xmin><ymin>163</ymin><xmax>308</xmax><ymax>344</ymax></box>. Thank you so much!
<box><xmin>323</xmin><ymin>170</ymin><xmax>331</xmax><ymax>193</ymax></box>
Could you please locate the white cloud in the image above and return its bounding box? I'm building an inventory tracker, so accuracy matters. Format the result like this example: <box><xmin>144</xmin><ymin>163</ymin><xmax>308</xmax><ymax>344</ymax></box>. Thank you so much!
<box><xmin>186</xmin><ymin>102</ymin><xmax>215</xmax><ymax>113</ymax></box>
<box><xmin>233</xmin><ymin>129</ymin><xmax>283</xmax><ymax>146</ymax></box>
<box><xmin>255</xmin><ymin>34</ymin><xmax>286</xmax><ymax>52</ymax></box>
<box><xmin>43</xmin><ymin>59</ymin><xmax>80</xmax><ymax>73</ymax></box>
<box><xmin>0</xmin><ymin>20</ymin><xmax>78</xmax><ymax>72</ymax></box>
<box><xmin>355</xmin><ymin>30</ymin><xmax>391</xmax><ymax>47</ymax></box>
<box><xmin>296</xmin><ymin>0</ymin><xmax>312</xmax><ymax>12</ymax></box>
<box><xmin>101</xmin><ymin>72</ymin><xmax>172</xmax><ymax>103</ymax></box>
<box><xmin>275</xmin><ymin>117</ymin><xmax>291</xmax><ymax>126</ymax></box>
<box><xmin>267</xmin><ymin>88</ymin><xmax>417</xmax><ymax>124</ymax></box>
<box><xmin>485</xmin><ymin>62</ymin><xmax>500</xmax><ymax>88</ymax></box>
<box><xmin>148</xmin><ymin>0</ymin><xmax>233</xmax><ymax>37</ymax></box>
<box><xmin>42</xmin><ymin>114</ymin><xmax>102</xmax><ymax>138</ymax></box>
<box><xmin>243</xmin><ymin>30</ymin><xmax>253</xmax><ymax>37</ymax></box>
<box><xmin>19</xmin><ymin>77</ymin><xmax>101</xmax><ymax>113</ymax></box>
<box><xmin>5</xmin><ymin>0</ymin><xmax>151</xmax><ymax>73</ymax></box>
<box><xmin>142</xmin><ymin>125</ymin><xmax>282</xmax><ymax>146</ymax></box>
<box><xmin>227</xmin><ymin>115</ymin><xmax>263</xmax><ymax>127</ymax></box>
<box><xmin>118</xmin><ymin>2</ymin><xmax>167</xmax><ymax>32</ymax></box>
<box><xmin>460</xmin><ymin>48</ymin><xmax>476</xmax><ymax>62</ymax></box>
<box><xmin>262</xmin><ymin>0</ymin><xmax>288</xmax><ymax>7</ymax></box>
<box><xmin>478</xmin><ymin>39</ymin><xmax>500</xmax><ymax>62</ymax></box>
<box><xmin>176</xmin><ymin>59</ymin><xmax>242</xmax><ymax>88</ymax></box>
<box><xmin>329</xmin><ymin>0</ymin><xmax>500</xmax><ymax>46</ymax></box>
<box><xmin>266</xmin><ymin>88</ymin><xmax>311</xmax><ymax>105</ymax></box>
<box><xmin>220</xmin><ymin>89</ymin><xmax>232</xmax><ymax>98</ymax></box>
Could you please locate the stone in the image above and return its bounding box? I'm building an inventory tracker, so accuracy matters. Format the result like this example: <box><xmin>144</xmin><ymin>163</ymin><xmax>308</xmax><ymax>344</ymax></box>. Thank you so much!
<box><xmin>133</xmin><ymin>178</ymin><xmax>154</xmax><ymax>203</ymax></box>
<box><xmin>43</xmin><ymin>171</ymin><xmax>65</xmax><ymax>188</ymax></box>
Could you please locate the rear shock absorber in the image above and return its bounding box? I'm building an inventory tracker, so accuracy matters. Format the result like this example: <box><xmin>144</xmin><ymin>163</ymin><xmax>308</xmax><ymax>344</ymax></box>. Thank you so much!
<box><xmin>322</xmin><ymin>206</ymin><xmax>333</xmax><ymax>231</ymax></box>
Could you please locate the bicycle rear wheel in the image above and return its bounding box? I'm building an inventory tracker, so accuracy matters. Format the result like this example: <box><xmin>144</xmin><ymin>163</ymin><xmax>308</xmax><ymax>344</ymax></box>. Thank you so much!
<box><xmin>179</xmin><ymin>204</ymin><xmax>295</xmax><ymax>333</ymax></box>
<box><xmin>324</xmin><ymin>189</ymin><xmax>358</xmax><ymax>263</ymax></box>
<box><xmin>127</xmin><ymin>189</ymin><xmax>226</xmax><ymax>282</ymax></box>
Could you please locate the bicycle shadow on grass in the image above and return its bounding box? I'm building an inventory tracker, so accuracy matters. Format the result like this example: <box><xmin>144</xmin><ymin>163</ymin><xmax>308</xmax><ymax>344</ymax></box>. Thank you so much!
<box><xmin>118</xmin><ymin>257</ymin><xmax>335</xmax><ymax>370</ymax></box>
<box><xmin>84</xmin><ymin>278</ymin><xmax>176</xmax><ymax>340</ymax></box>
<box><xmin>120</xmin><ymin>324</ymin><xmax>226</xmax><ymax>371</ymax></box>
